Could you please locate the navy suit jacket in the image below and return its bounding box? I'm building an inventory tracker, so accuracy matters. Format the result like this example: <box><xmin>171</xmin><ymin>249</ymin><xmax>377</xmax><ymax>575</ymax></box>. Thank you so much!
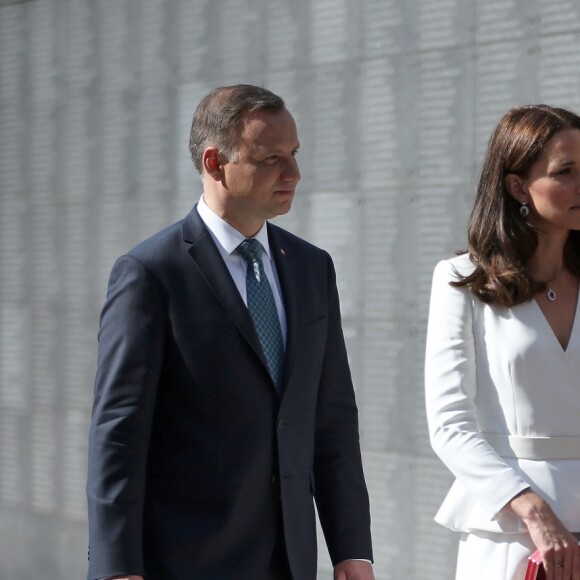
<box><xmin>87</xmin><ymin>206</ymin><xmax>373</xmax><ymax>579</ymax></box>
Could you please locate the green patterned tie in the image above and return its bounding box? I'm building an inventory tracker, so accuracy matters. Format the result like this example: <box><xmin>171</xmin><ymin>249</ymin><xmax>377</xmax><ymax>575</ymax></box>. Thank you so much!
<box><xmin>237</xmin><ymin>239</ymin><xmax>284</xmax><ymax>392</ymax></box>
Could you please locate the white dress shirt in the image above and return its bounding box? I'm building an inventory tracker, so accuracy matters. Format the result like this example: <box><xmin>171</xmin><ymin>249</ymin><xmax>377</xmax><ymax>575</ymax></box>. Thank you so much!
<box><xmin>196</xmin><ymin>195</ymin><xmax>287</xmax><ymax>347</ymax></box>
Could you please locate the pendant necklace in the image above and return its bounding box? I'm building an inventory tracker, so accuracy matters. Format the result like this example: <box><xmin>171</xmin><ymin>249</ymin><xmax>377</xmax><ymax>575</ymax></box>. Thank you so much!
<box><xmin>536</xmin><ymin>266</ymin><xmax>563</xmax><ymax>302</ymax></box>
<box><xmin>543</xmin><ymin>270</ymin><xmax>560</xmax><ymax>302</ymax></box>
<box><xmin>545</xmin><ymin>270</ymin><xmax>561</xmax><ymax>302</ymax></box>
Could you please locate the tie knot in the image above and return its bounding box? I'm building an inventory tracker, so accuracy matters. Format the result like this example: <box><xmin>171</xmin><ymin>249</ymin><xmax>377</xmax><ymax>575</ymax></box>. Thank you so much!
<box><xmin>237</xmin><ymin>239</ymin><xmax>263</xmax><ymax>263</ymax></box>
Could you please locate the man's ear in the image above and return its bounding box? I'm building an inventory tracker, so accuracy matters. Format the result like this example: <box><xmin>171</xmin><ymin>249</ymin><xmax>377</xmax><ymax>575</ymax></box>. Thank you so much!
<box><xmin>504</xmin><ymin>173</ymin><xmax>528</xmax><ymax>204</ymax></box>
<box><xmin>202</xmin><ymin>148</ymin><xmax>223</xmax><ymax>180</ymax></box>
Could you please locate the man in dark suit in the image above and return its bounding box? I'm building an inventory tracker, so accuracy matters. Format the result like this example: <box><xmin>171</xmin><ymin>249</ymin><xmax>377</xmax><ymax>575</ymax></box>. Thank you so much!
<box><xmin>87</xmin><ymin>85</ymin><xmax>374</xmax><ymax>580</ymax></box>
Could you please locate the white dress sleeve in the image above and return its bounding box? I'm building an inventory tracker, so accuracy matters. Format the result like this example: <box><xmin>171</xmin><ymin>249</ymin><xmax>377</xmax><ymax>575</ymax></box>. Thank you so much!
<box><xmin>425</xmin><ymin>258</ymin><xmax>530</xmax><ymax>525</ymax></box>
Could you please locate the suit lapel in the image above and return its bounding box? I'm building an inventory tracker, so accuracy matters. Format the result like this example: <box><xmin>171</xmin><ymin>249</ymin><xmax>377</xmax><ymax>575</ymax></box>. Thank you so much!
<box><xmin>183</xmin><ymin>208</ymin><xmax>269</xmax><ymax>373</ymax></box>
<box><xmin>268</xmin><ymin>224</ymin><xmax>299</xmax><ymax>390</ymax></box>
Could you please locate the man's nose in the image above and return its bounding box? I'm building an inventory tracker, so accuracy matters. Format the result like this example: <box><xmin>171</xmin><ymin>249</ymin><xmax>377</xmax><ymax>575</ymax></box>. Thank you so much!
<box><xmin>283</xmin><ymin>158</ymin><xmax>301</xmax><ymax>182</ymax></box>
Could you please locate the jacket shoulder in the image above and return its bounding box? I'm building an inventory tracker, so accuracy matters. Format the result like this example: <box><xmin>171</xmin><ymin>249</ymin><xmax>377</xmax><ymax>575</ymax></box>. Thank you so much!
<box><xmin>112</xmin><ymin>218</ymin><xmax>190</xmax><ymax>279</ymax></box>
<box><xmin>433</xmin><ymin>253</ymin><xmax>476</xmax><ymax>282</ymax></box>
<box><xmin>268</xmin><ymin>222</ymin><xmax>328</xmax><ymax>258</ymax></box>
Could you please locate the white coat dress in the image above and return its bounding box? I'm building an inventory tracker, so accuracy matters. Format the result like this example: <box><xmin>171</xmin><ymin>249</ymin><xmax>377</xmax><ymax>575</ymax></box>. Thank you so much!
<box><xmin>425</xmin><ymin>254</ymin><xmax>580</xmax><ymax>579</ymax></box>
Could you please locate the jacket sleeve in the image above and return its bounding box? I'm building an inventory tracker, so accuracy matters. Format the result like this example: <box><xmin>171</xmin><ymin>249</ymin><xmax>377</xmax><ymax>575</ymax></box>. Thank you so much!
<box><xmin>87</xmin><ymin>255</ymin><xmax>165</xmax><ymax>580</ymax></box>
<box><xmin>425</xmin><ymin>259</ymin><xmax>529</xmax><ymax>519</ymax></box>
<box><xmin>313</xmin><ymin>252</ymin><xmax>374</xmax><ymax>565</ymax></box>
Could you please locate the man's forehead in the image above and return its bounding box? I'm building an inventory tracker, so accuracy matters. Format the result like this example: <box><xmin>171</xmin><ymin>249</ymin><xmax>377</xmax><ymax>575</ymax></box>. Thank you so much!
<box><xmin>239</xmin><ymin>107</ymin><xmax>294</xmax><ymax>126</ymax></box>
<box><xmin>237</xmin><ymin>109</ymin><xmax>299</xmax><ymax>144</ymax></box>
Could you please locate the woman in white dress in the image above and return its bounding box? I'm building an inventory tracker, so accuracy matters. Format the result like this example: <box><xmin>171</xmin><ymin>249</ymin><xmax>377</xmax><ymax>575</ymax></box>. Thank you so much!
<box><xmin>425</xmin><ymin>104</ymin><xmax>580</xmax><ymax>580</ymax></box>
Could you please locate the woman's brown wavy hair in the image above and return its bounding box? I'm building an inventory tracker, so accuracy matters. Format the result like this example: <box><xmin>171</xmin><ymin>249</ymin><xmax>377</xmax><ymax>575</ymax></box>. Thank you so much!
<box><xmin>453</xmin><ymin>104</ymin><xmax>580</xmax><ymax>306</ymax></box>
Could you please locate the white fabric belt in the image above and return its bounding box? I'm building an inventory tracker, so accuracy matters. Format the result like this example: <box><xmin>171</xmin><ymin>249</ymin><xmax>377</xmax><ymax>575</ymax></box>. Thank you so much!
<box><xmin>482</xmin><ymin>433</ymin><xmax>580</xmax><ymax>460</ymax></box>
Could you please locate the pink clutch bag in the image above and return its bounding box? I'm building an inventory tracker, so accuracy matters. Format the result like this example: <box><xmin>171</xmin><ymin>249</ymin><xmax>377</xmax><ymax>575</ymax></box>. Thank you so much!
<box><xmin>526</xmin><ymin>544</ymin><xmax>580</xmax><ymax>580</ymax></box>
<box><xmin>525</xmin><ymin>550</ymin><xmax>545</xmax><ymax>580</ymax></box>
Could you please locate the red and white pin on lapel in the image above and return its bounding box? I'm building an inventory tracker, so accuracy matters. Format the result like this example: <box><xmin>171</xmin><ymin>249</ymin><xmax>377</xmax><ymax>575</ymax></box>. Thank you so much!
<box><xmin>280</xmin><ymin>248</ymin><xmax>286</xmax><ymax>256</ymax></box>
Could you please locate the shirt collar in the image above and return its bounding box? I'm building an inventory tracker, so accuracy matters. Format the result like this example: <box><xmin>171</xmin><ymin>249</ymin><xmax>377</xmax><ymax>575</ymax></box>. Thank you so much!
<box><xmin>196</xmin><ymin>194</ymin><xmax>272</xmax><ymax>259</ymax></box>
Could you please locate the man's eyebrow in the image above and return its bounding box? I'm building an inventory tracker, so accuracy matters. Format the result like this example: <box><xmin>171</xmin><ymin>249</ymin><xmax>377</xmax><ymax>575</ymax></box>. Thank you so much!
<box><xmin>257</xmin><ymin>144</ymin><xmax>301</xmax><ymax>154</ymax></box>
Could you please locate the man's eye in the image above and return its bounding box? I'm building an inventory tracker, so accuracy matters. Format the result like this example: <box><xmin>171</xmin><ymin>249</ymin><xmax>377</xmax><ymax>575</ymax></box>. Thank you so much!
<box><xmin>557</xmin><ymin>167</ymin><xmax>572</xmax><ymax>175</ymax></box>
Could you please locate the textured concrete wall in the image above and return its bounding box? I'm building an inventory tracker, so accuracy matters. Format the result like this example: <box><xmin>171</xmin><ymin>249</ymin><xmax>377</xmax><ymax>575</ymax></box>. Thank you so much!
<box><xmin>2</xmin><ymin>0</ymin><xmax>580</xmax><ymax>577</ymax></box>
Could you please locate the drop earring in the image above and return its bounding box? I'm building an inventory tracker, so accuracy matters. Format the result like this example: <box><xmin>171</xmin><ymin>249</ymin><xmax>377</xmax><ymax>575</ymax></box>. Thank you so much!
<box><xmin>519</xmin><ymin>202</ymin><xmax>529</xmax><ymax>217</ymax></box>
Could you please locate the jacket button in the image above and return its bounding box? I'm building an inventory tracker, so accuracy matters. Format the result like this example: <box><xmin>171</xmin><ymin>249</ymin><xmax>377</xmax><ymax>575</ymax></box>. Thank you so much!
<box><xmin>272</xmin><ymin>474</ymin><xmax>278</xmax><ymax>485</ymax></box>
<box><xmin>278</xmin><ymin>419</ymin><xmax>286</xmax><ymax>429</ymax></box>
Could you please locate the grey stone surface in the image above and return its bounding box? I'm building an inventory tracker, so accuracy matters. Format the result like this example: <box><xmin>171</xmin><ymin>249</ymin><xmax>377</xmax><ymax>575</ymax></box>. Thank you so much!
<box><xmin>2</xmin><ymin>0</ymin><xmax>580</xmax><ymax>578</ymax></box>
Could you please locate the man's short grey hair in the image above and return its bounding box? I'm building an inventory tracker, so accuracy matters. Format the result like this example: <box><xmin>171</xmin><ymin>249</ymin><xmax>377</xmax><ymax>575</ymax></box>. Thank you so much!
<box><xmin>189</xmin><ymin>84</ymin><xmax>286</xmax><ymax>174</ymax></box>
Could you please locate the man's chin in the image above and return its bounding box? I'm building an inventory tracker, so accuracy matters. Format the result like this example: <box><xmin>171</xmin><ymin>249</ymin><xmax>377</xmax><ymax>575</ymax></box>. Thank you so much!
<box><xmin>269</xmin><ymin>201</ymin><xmax>293</xmax><ymax>219</ymax></box>
<box><xmin>280</xmin><ymin>202</ymin><xmax>293</xmax><ymax>214</ymax></box>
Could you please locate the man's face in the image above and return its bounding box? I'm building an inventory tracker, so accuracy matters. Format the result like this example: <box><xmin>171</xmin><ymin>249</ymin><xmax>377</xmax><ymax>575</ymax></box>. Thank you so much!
<box><xmin>218</xmin><ymin>108</ymin><xmax>301</xmax><ymax>233</ymax></box>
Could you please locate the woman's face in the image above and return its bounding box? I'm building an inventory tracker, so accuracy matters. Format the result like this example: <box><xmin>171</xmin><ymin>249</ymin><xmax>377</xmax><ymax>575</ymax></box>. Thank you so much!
<box><xmin>522</xmin><ymin>128</ymin><xmax>580</xmax><ymax>235</ymax></box>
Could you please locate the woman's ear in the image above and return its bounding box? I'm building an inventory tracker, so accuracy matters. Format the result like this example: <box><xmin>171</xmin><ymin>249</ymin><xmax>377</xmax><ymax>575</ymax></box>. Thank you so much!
<box><xmin>504</xmin><ymin>173</ymin><xmax>528</xmax><ymax>204</ymax></box>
